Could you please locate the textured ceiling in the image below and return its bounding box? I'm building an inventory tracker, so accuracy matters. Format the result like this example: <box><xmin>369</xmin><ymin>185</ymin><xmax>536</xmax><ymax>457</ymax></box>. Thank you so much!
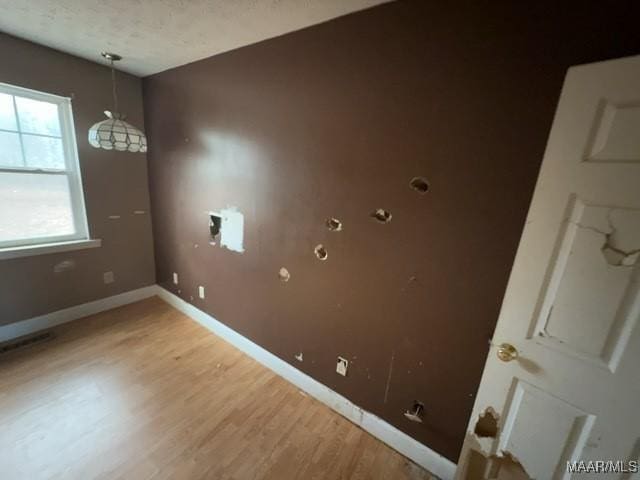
<box><xmin>0</xmin><ymin>0</ymin><xmax>389</xmax><ymax>77</ymax></box>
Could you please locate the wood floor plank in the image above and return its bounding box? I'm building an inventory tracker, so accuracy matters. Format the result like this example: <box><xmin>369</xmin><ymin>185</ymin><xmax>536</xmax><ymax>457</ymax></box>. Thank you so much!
<box><xmin>0</xmin><ymin>297</ymin><xmax>435</xmax><ymax>480</ymax></box>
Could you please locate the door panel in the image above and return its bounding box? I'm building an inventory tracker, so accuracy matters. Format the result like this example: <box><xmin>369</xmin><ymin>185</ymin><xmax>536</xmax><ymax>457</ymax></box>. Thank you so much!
<box><xmin>533</xmin><ymin>199</ymin><xmax>640</xmax><ymax>371</ymax></box>
<box><xmin>586</xmin><ymin>101</ymin><xmax>640</xmax><ymax>163</ymax></box>
<box><xmin>456</xmin><ymin>55</ymin><xmax>640</xmax><ymax>480</ymax></box>
<box><xmin>499</xmin><ymin>380</ymin><xmax>595</xmax><ymax>480</ymax></box>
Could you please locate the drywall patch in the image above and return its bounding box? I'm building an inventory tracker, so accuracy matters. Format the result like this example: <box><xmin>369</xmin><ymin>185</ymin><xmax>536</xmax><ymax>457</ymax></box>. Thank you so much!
<box><xmin>103</xmin><ymin>271</ymin><xmax>115</xmax><ymax>284</ymax></box>
<box><xmin>371</xmin><ymin>208</ymin><xmax>392</xmax><ymax>223</ymax></box>
<box><xmin>325</xmin><ymin>217</ymin><xmax>343</xmax><ymax>231</ymax></box>
<box><xmin>474</xmin><ymin>407</ymin><xmax>499</xmax><ymax>438</ymax></box>
<box><xmin>410</xmin><ymin>177</ymin><xmax>430</xmax><ymax>194</ymax></box>
<box><xmin>314</xmin><ymin>244</ymin><xmax>328</xmax><ymax>261</ymax></box>
<box><xmin>209</xmin><ymin>208</ymin><xmax>245</xmax><ymax>253</ymax></box>
<box><xmin>279</xmin><ymin>267</ymin><xmax>290</xmax><ymax>282</ymax></box>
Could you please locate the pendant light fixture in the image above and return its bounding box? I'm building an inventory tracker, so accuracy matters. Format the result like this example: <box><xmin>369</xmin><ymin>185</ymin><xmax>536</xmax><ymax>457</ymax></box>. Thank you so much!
<box><xmin>88</xmin><ymin>52</ymin><xmax>147</xmax><ymax>153</ymax></box>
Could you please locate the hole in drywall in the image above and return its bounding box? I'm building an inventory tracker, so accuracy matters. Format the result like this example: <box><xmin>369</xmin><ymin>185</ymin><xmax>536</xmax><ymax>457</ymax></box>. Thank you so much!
<box><xmin>314</xmin><ymin>244</ymin><xmax>328</xmax><ymax>261</ymax></box>
<box><xmin>410</xmin><ymin>177</ymin><xmax>430</xmax><ymax>194</ymax></box>
<box><xmin>370</xmin><ymin>208</ymin><xmax>392</xmax><ymax>223</ymax></box>
<box><xmin>208</xmin><ymin>208</ymin><xmax>245</xmax><ymax>253</ymax></box>
<box><xmin>325</xmin><ymin>217</ymin><xmax>342</xmax><ymax>231</ymax></box>
<box><xmin>404</xmin><ymin>401</ymin><xmax>425</xmax><ymax>423</ymax></box>
<box><xmin>278</xmin><ymin>267</ymin><xmax>290</xmax><ymax>282</ymax></box>
<box><xmin>209</xmin><ymin>214</ymin><xmax>222</xmax><ymax>241</ymax></box>
<box><xmin>474</xmin><ymin>407</ymin><xmax>499</xmax><ymax>438</ymax></box>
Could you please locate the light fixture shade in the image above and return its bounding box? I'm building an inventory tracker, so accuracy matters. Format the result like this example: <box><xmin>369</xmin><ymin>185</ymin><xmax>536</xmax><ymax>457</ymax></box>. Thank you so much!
<box><xmin>88</xmin><ymin>111</ymin><xmax>147</xmax><ymax>153</ymax></box>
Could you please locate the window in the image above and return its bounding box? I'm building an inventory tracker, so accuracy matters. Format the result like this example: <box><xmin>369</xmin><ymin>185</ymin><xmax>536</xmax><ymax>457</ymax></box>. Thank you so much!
<box><xmin>0</xmin><ymin>82</ymin><xmax>89</xmax><ymax>250</ymax></box>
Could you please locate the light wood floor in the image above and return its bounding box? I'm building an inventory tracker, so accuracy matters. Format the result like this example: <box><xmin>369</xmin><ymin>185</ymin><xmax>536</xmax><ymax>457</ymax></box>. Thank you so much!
<box><xmin>0</xmin><ymin>297</ymin><xmax>434</xmax><ymax>480</ymax></box>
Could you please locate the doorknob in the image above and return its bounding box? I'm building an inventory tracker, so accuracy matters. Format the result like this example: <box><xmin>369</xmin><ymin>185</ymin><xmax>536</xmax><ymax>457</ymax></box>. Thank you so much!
<box><xmin>497</xmin><ymin>343</ymin><xmax>518</xmax><ymax>362</ymax></box>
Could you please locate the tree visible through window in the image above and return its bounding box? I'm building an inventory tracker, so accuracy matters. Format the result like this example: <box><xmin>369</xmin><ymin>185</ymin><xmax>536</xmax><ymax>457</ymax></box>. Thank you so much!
<box><xmin>0</xmin><ymin>82</ymin><xmax>88</xmax><ymax>249</ymax></box>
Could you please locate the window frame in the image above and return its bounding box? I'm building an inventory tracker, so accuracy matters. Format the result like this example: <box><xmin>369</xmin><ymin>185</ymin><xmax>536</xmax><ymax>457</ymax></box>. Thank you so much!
<box><xmin>0</xmin><ymin>82</ymin><xmax>90</xmax><ymax>250</ymax></box>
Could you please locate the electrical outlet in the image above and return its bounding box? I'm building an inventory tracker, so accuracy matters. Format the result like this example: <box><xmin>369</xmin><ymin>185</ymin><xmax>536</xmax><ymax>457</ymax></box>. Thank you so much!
<box><xmin>198</xmin><ymin>286</ymin><xmax>205</xmax><ymax>299</ymax></box>
<box><xmin>173</xmin><ymin>272</ymin><xmax>179</xmax><ymax>284</ymax></box>
<box><xmin>336</xmin><ymin>356</ymin><xmax>348</xmax><ymax>376</ymax></box>
<box><xmin>103</xmin><ymin>271</ymin><xmax>115</xmax><ymax>284</ymax></box>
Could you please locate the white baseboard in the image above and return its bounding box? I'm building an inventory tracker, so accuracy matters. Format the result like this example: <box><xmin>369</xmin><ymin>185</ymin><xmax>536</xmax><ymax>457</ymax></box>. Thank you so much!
<box><xmin>155</xmin><ymin>285</ymin><xmax>457</xmax><ymax>480</ymax></box>
<box><xmin>0</xmin><ymin>285</ymin><xmax>158</xmax><ymax>343</ymax></box>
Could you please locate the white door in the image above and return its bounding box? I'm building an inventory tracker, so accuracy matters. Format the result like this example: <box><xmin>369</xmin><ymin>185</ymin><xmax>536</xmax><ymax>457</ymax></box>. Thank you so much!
<box><xmin>456</xmin><ymin>55</ymin><xmax>640</xmax><ymax>480</ymax></box>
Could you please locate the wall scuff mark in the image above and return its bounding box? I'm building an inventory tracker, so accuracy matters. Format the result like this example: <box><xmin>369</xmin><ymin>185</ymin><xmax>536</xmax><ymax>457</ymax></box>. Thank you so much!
<box><xmin>401</xmin><ymin>275</ymin><xmax>418</xmax><ymax>293</ymax></box>
<box><xmin>53</xmin><ymin>259</ymin><xmax>76</xmax><ymax>273</ymax></box>
<box><xmin>383</xmin><ymin>350</ymin><xmax>395</xmax><ymax>403</ymax></box>
<box><xmin>294</xmin><ymin>352</ymin><xmax>303</xmax><ymax>362</ymax></box>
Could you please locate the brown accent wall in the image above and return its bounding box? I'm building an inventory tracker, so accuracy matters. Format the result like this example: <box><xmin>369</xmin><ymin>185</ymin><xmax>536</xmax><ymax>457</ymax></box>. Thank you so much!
<box><xmin>143</xmin><ymin>0</ymin><xmax>640</xmax><ymax>461</ymax></box>
<box><xmin>0</xmin><ymin>33</ymin><xmax>155</xmax><ymax>325</ymax></box>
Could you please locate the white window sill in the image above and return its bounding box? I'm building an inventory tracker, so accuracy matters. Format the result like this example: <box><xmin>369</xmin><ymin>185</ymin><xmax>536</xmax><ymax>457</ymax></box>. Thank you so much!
<box><xmin>0</xmin><ymin>239</ymin><xmax>102</xmax><ymax>260</ymax></box>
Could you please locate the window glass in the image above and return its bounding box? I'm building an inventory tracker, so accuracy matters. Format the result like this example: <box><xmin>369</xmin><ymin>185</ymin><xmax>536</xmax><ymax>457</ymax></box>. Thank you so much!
<box><xmin>0</xmin><ymin>82</ymin><xmax>87</xmax><ymax>249</ymax></box>
<box><xmin>22</xmin><ymin>134</ymin><xmax>66</xmax><ymax>170</ymax></box>
<box><xmin>15</xmin><ymin>96</ymin><xmax>61</xmax><ymax>136</ymax></box>
<box><xmin>0</xmin><ymin>172</ymin><xmax>75</xmax><ymax>242</ymax></box>
<box><xmin>0</xmin><ymin>131</ymin><xmax>23</xmax><ymax>168</ymax></box>
<box><xmin>0</xmin><ymin>93</ymin><xmax>17</xmax><ymax>130</ymax></box>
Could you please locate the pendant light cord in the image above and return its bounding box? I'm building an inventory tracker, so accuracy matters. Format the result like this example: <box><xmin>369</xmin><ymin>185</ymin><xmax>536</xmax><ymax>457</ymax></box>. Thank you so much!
<box><xmin>110</xmin><ymin>58</ymin><xmax>119</xmax><ymax>114</ymax></box>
